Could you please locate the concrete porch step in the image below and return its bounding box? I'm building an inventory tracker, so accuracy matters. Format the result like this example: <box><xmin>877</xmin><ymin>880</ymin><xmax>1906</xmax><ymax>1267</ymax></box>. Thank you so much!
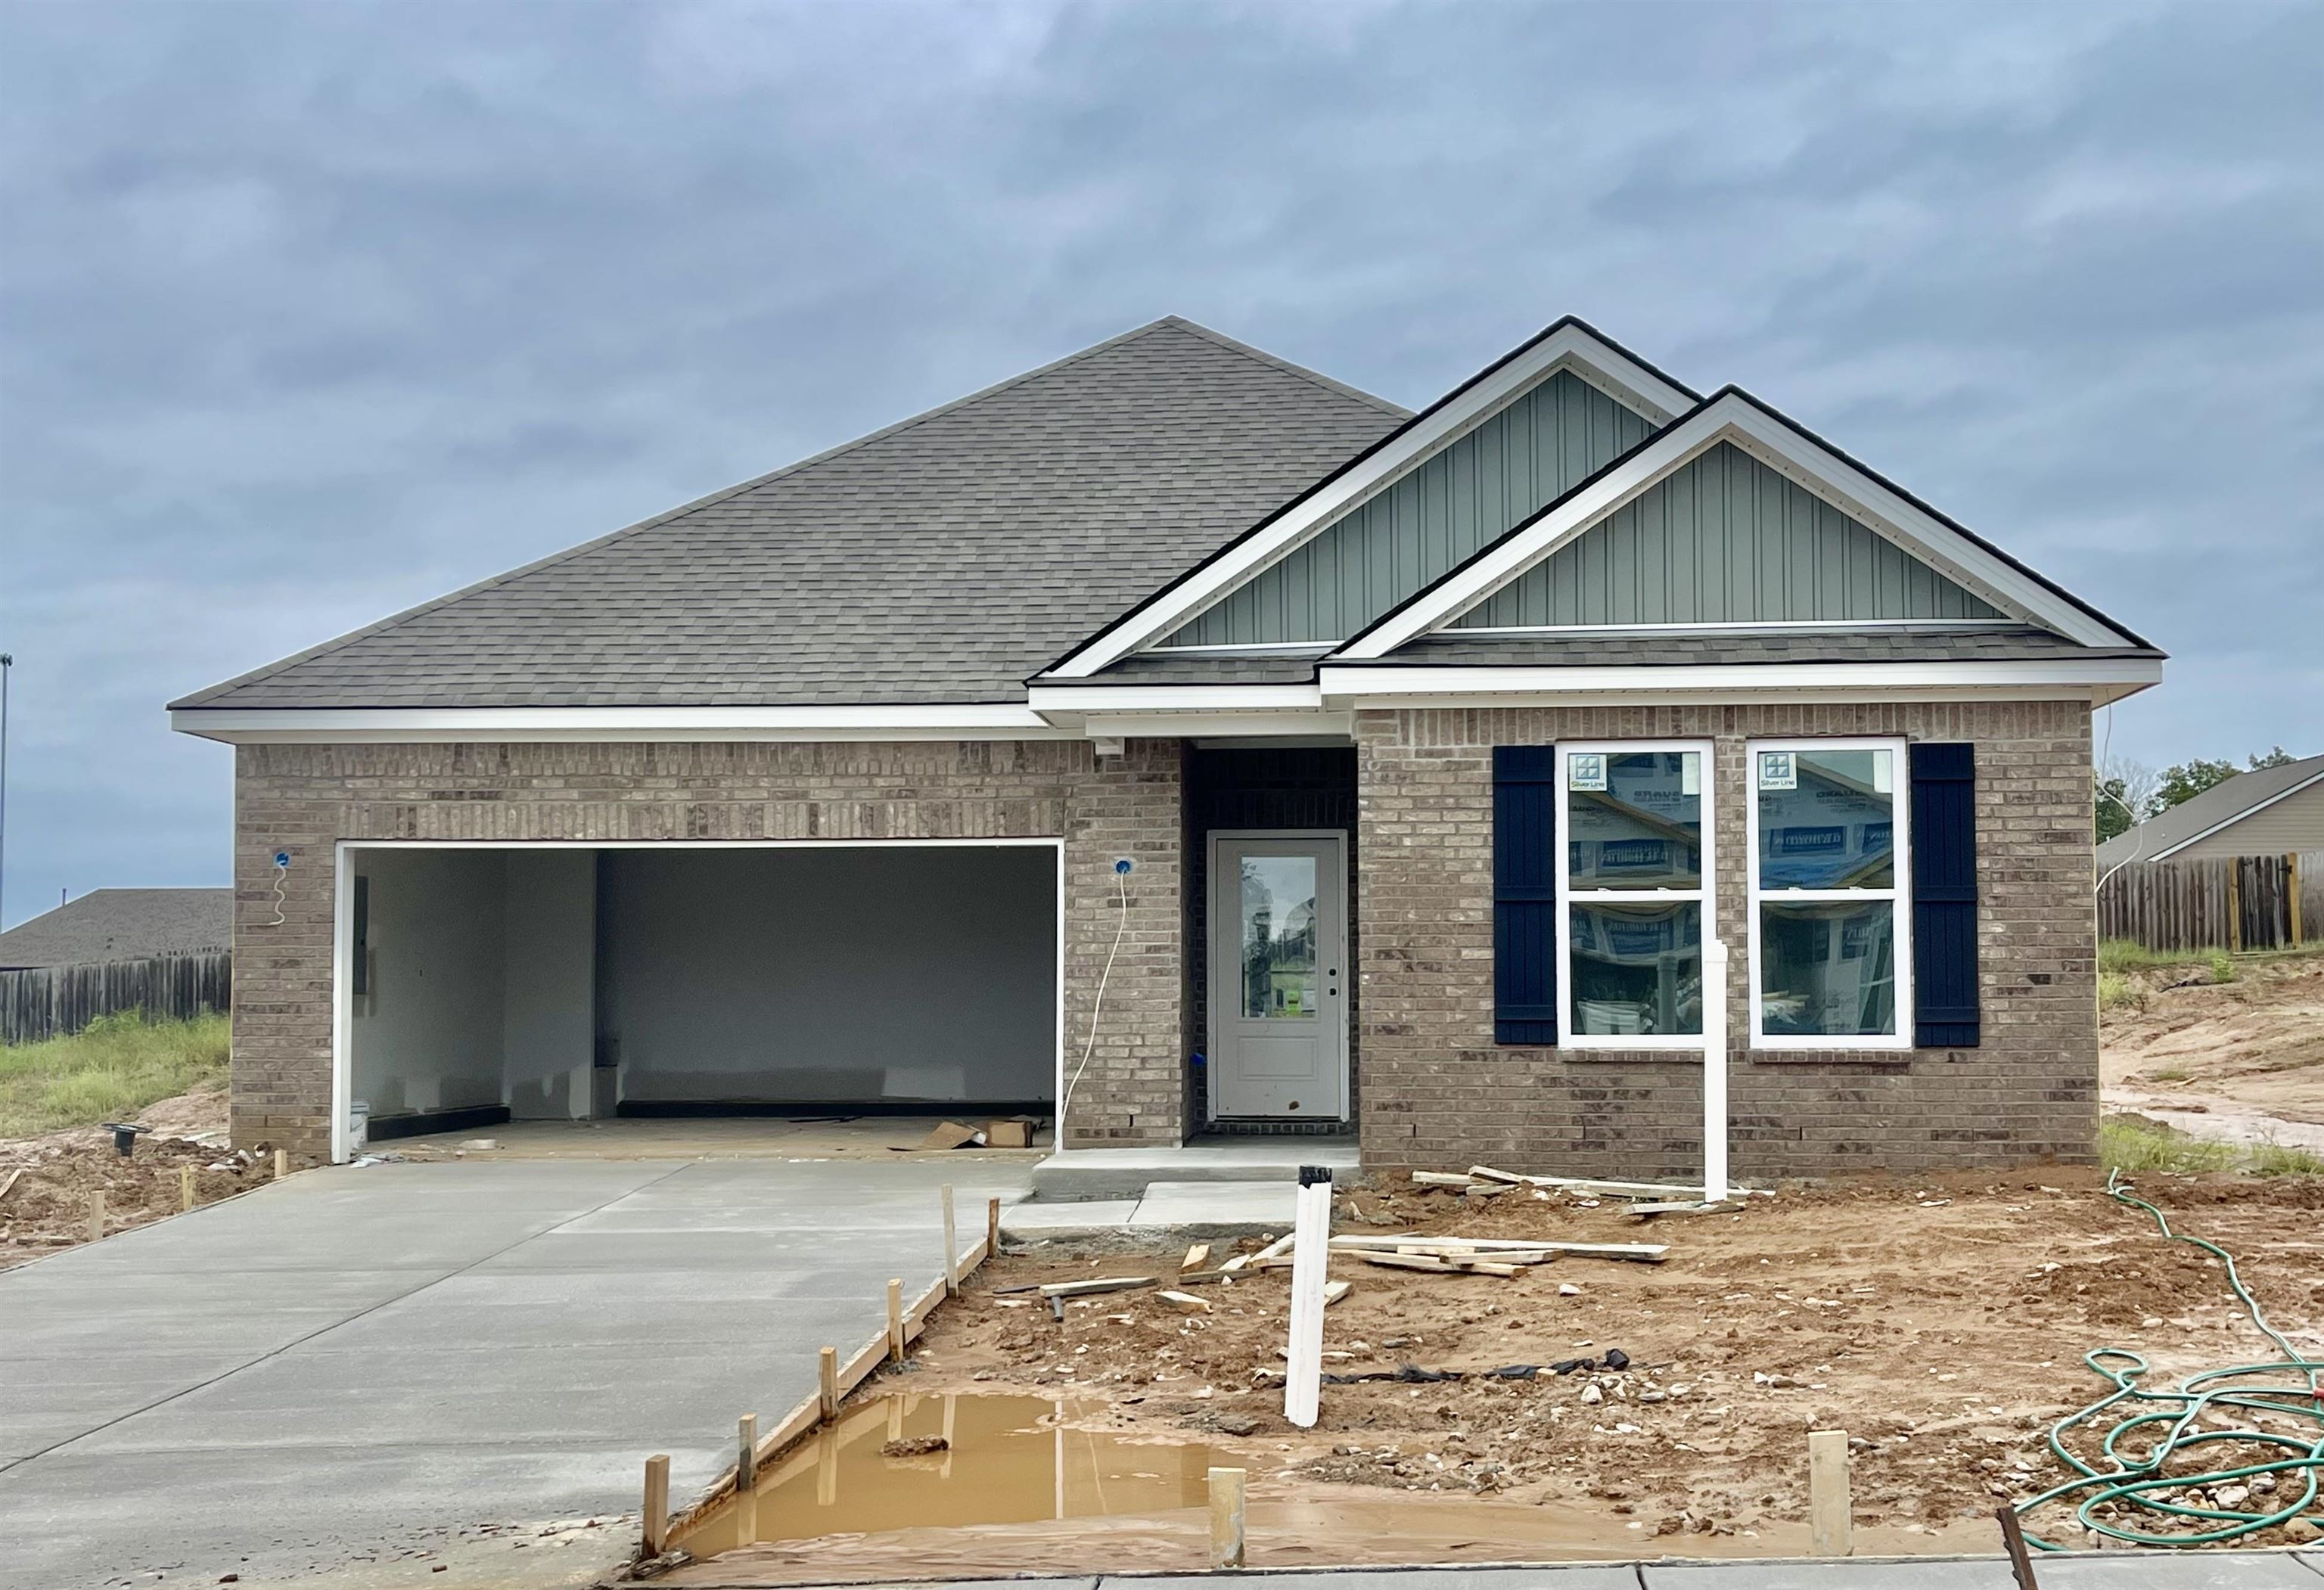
<box><xmin>1029</xmin><ymin>1137</ymin><xmax>1361</xmax><ymax>1202</ymax></box>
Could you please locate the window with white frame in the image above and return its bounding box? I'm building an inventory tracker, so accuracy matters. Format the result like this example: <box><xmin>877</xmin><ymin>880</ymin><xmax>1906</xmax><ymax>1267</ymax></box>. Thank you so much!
<box><xmin>1747</xmin><ymin>739</ymin><xmax>1912</xmax><ymax>1046</ymax></box>
<box><xmin>1558</xmin><ymin>743</ymin><xmax>1712</xmax><ymax>1046</ymax></box>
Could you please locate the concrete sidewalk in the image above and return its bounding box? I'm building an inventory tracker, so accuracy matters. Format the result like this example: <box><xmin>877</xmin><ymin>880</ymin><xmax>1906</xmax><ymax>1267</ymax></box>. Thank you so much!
<box><xmin>0</xmin><ymin>1156</ymin><xmax>1030</xmax><ymax>1589</ymax></box>
<box><xmin>699</xmin><ymin>1557</ymin><xmax>2324</xmax><ymax>1588</ymax></box>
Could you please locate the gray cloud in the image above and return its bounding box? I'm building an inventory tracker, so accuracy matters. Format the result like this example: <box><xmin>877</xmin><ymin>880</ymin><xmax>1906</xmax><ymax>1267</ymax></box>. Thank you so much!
<box><xmin>3</xmin><ymin>0</ymin><xmax>2319</xmax><ymax>923</ymax></box>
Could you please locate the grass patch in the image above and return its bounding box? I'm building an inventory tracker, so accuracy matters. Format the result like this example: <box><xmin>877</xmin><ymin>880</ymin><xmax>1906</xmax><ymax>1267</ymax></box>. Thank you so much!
<box><xmin>2146</xmin><ymin>1063</ymin><xmax>2190</xmax><ymax>1083</ymax></box>
<box><xmin>0</xmin><ymin>1010</ymin><xmax>229</xmax><ymax>1138</ymax></box>
<box><xmin>2102</xmin><ymin>1114</ymin><xmax>2324</xmax><ymax>1178</ymax></box>
<box><xmin>2097</xmin><ymin>971</ymin><xmax>2143</xmax><ymax>1012</ymax></box>
<box><xmin>2099</xmin><ymin>939</ymin><xmax>2235</xmax><ymax>976</ymax></box>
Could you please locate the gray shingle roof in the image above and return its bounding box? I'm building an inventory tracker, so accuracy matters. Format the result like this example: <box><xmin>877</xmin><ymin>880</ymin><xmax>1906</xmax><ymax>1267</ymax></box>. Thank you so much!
<box><xmin>2095</xmin><ymin>751</ymin><xmax>2324</xmax><ymax>868</ymax></box>
<box><xmin>172</xmin><ymin>319</ymin><xmax>1407</xmax><ymax>711</ymax></box>
<box><xmin>0</xmin><ymin>889</ymin><xmax>234</xmax><ymax>969</ymax></box>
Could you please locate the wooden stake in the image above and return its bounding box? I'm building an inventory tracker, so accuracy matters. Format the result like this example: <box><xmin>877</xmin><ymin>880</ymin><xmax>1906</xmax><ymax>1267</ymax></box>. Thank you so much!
<box><xmin>1995</xmin><ymin>1505</ymin><xmax>2040</xmax><ymax>1588</ymax></box>
<box><xmin>1808</xmin><ymin>1428</ymin><xmax>1852</xmax><ymax>1557</ymax></box>
<box><xmin>88</xmin><ymin>1190</ymin><xmax>106</xmax><ymax>1244</ymax></box>
<box><xmin>179</xmin><ymin>1164</ymin><xmax>195</xmax><ymax>1212</ymax></box>
<box><xmin>737</xmin><ymin>1413</ymin><xmax>758</xmax><ymax>1489</ymax></box>
<box><xmin>272</xmin><ymin>1148</ymin><xmax>287</xmax><ymax>1181</ymax></box>
<box><xmin>940</xmin><ymin>1185</ymin><xmax>959</xmax><ymax>1297</ymax></box>
<box><xmin>986</xmin><ymin>1195</ymin><xmax>1001</xmax><ymax>1262</ymax></box>
<box><xmin>642</xmin><ymin>1453</ymin><xmax>670</xmax><ymax>1556</ymax></box>
<box><xmin>818</xmin><ymin>1345</ymin><xmax>840</xmax><ymax>1421</ymax></box>
<box><xmin>2288</xmin><ymin>852</ymin><xmax>2304</xmax><ymax>946</ymax></box>
<box><xmin>1207</xmin><ymin>1465</ymin><xmax>1246</xmax><ymax>1569</ymax></box>
<box><xmin>887</xmin><ymin>1278</ymin><xmax>906</xmax><ymax>1362</ymax></box>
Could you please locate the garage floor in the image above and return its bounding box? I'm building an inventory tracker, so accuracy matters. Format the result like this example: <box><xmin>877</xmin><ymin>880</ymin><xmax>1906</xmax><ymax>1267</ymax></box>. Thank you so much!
<box><xmin>0</xmin><ymin>1156</ymin><xmax>1033</xmax><ymax>1589</ymax></box>
<box><xmin>377</xmin><ymin>1114</ymin><xmax>1054</xmax><ymax>1161</ymax></box>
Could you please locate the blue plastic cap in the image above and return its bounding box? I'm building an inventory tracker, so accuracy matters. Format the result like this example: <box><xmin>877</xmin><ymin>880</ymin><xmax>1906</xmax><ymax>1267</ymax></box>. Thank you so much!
<box><xmin>1114</xmin><ymin>858</ymin><xmax>1134</xmax><ymax>874</ymax></box>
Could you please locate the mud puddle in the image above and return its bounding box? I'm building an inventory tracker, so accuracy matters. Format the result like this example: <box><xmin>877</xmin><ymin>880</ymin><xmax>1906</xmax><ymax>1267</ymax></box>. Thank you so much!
<box><xmin>663</xmin><ymin>1393</ymin><xmax>1990</xmax><ymax>1585</ymax></box>
<box><xmin>672</xmin><ymin>1393</ymin><xmax>1219</xmax><ymax>1558</ymax></box>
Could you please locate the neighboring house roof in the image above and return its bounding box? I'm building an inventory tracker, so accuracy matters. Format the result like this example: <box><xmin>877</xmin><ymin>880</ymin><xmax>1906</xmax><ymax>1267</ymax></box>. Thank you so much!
<box><xmin>171</xmin><ymin>318</ymin><xmax>1407</xmax><ymax>712</ymax></box>
<box><xmin>0</xmin><ymin>889</ymin><xmax>235</xmax><ymax>970</ymax></box>
<box><xmin>2096</xmin><ymin>753</ymin><xmax>2324</xmax><ymax>867</ymax></box>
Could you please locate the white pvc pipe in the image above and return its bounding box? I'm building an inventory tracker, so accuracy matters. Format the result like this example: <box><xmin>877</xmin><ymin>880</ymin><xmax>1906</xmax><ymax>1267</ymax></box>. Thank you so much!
<box><xmin>1283</xmin><ymin>1170</ymin><xmax>1332</xmax><ymax>1428</ymax></box>
<box><xmin>1703</xmin><ymin>936</ymin><xmax>1730</xmax><ymax>1204</ymax></box>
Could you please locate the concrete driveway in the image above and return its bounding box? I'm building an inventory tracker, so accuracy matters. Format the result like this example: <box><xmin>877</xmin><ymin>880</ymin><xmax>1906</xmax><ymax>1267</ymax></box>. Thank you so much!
<box><xmin>0</xmin><ymin>1156</ymin><xmax>1031</xmax><ymax>1589</ymax></box>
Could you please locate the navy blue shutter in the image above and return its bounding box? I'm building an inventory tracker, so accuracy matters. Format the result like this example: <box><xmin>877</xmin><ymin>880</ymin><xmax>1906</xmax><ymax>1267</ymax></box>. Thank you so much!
<box><xmin>1494</xmin><ymin>746</ymin><xmax>1560</xmax><ymax>1044</ymax></box>
<box><xmin>1909</xmin><ymin>741</ymin><xmax>1980</xmax><ymax>1048</ymax></box>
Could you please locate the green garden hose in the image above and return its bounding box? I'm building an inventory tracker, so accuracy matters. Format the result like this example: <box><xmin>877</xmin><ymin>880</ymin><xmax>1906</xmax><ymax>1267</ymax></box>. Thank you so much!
<box><xmin>2012</xmin><ymin>1170</ymin><xmax>2322</xmax><ymax>1550</ymax></box>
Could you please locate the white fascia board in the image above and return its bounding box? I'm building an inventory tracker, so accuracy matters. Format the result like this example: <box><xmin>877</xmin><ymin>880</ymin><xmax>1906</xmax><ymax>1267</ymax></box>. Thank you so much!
<box><xmin>1070</xmin><ymin>711</ymin><xmax>1352</xmax><ymax>740</ymax></box>
<box><xmin>2147</xmin><ymin>768</ymin><xmax>2324</xmax><ymax>861</ymax></box>
<box><xmin>1338</xmin><ymin>394</ymin><xmax>2139</xmax><ymax>658</ymax></box>
<box><xmin>169</xmin><ymin>703</ymin><xmax>1070</xmax><ymax>744</ymax></box>
<box><xmin>1317</xmin><ymin>657</ymin><xmax>2163</xmax><ymax>701</ymax></box>
<box><xmin>1042</xmin><ymin>325</ymin><xmax>1696</xmax><ymax>679</ymax></box>
<box><xmin>1025</xmin><ymin>683</ymin><xmax>1323</xmax><ymax>715</ymax></box>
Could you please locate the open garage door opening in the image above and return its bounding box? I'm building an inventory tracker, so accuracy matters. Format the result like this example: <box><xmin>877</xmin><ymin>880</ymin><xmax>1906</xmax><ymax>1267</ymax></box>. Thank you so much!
<box><xmin>340</xmin><ymin>842</ymin><xmax>1061</xmax><ymax>1148</ymax></box>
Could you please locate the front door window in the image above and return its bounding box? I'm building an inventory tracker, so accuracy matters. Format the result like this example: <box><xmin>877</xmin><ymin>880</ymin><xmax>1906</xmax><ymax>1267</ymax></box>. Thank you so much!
<box><xmin>1240</xmin><ymin>856</ymin><xmax>1319</xmax><ymax>1020</ymax></box>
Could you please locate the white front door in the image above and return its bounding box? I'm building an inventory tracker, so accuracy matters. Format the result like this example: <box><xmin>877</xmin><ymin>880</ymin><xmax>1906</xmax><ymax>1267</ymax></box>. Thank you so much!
<box><xmin>1207</xmin><ymin>832</ymin><xmax>1348</xmax><ymax>1120</ymax></box>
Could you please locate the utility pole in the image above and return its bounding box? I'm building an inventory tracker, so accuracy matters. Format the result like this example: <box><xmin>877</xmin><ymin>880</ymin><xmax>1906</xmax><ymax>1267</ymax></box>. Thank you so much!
<box><xmin>0</xmin><ymin>651</ymin><xmax>12</xmax><ymax>930</ymax></box>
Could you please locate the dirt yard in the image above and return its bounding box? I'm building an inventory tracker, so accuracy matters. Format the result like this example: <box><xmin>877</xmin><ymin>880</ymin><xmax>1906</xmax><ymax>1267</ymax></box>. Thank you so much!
<box><xmin>0</xmin><ymin>1081</ymin><xmax>267</xmax><ymax>1268</ymax></box>
<box><xmin>2104</xmin><ymin>950</ymin><xmax>2324</xmax><ymax>1134</ymax></box>
<box><xmin>694</xmin><ymin>1168</ymin><xmax>2324</xmax><ymax>1579</ymax></box>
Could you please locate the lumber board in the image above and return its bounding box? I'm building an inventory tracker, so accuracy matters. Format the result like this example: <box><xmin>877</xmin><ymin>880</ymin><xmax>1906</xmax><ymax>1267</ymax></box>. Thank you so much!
<box><xmin>1331</xmin><ymin>1233</ymin><xmax>1667</xmax><ymax>1262</ymax></box>
<box><xmin>1037</xmin><ymin>1275</ymin><xmax>1159</xmax><ymax>1298</ymax></box>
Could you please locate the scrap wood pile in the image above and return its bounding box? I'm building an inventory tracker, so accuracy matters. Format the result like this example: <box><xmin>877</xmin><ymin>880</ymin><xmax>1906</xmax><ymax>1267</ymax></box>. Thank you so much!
<box><xmin>998</xmin><ymin>1163</ymin><xmax>1772</xmax><ymax>1312</ymax></box>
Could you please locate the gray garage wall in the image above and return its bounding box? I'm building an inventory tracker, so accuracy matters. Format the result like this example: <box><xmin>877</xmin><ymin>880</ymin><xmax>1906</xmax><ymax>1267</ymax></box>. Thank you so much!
<box><xmin>503</xmin><ymin>850</ymin><xmax>596</xmax><ymax>1119</ymax></box>
<box><xmin>598</xmin><ymin>846</ymin><xmax>1058</xmax><ymax>1104</ymax></box>
<box><xmin>351</xmin><ymin>849</ymin><xmax>508</xmax><ymax>1118</ymax></box>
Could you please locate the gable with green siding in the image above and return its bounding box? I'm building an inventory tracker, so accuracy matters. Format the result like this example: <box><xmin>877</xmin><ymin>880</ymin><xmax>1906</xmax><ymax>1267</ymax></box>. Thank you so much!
<box><xmin>1161</xmin><ymin>369</ymin><xmax>1654</xmax><ymax>647</ymax></box>
<box><xmin>1454</xmin><ymin>442</ymin><xmax>2003</xmax><ymax>630</ymax></box>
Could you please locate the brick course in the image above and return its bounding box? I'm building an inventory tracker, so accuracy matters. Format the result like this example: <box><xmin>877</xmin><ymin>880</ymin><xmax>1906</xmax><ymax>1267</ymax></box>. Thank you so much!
<box><xmin>1354</xmin><ymin>700</ymin><xmax>2099</xmax><ymax>1179</ymax></box>
<box><xmin>230</xmin><ymin>739</ymin><xmax>1184</xmax><ymax>1157</ymax></box>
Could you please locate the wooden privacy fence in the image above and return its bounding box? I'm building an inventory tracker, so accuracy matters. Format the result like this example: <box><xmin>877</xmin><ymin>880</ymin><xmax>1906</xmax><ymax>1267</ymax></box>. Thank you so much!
<box><xmin>2098</xmin><ymin>852</ymin><xmax>2314</xmax><ymax>954</ymax></box>
<box><xmin>0</xmin><ymin>952</ymin><xmax>231</xmax><ymax>1045</ymax></box>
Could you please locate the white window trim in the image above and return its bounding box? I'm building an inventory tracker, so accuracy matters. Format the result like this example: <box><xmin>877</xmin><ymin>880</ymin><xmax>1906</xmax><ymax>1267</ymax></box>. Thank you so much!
<box><xmin>1556</xmin><ymin>740</ymin><xmax>1716</xmax><ymax>1051</ymax></box>
<box><xmin>1744</xmin><ymin>737</ymin><xmax>1915</xmax><ymax>1051</ymax></box>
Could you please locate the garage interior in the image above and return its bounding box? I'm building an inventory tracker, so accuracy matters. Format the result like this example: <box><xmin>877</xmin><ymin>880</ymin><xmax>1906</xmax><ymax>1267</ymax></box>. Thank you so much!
<box><xmin>346</xmin><ymin>844</ymin><xmax>1059</xmax><ymax>1142</ymax></box>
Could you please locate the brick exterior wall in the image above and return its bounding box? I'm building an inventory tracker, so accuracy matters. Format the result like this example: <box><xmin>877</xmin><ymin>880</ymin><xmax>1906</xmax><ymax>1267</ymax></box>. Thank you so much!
<box><xmin>1355</xmin><ymin>700</ymin><xmax>2099</xmax><ymax>1180</ymax></box>
<box><xmin>229</xmin><ymin>739</ymin><xmax>1184</xmax><ymax>1159</ymax></box>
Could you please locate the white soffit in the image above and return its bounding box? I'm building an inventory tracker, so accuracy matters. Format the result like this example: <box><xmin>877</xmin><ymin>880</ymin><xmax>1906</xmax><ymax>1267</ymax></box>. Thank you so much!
<box><xmin>1040</xmin><ymin>322</ymin><xmax>1698</xmax><ymax>679</ymax></box>
<box><xmin>1334</xmin><ymin>392</ymin><xmax>2143</xmax><ymax>659</ymax></box>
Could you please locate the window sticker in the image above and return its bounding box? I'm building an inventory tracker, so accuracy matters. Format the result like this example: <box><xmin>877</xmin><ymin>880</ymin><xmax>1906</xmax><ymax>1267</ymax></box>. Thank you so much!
<box><xmin>1569</xmin><ymin>752</ymin><xmax>1607</xmax><ymax>792</ymax></box>
<box><xmin>1757</xmin><ymin>750</ymin><xmax>1796</xmax><ymax>791</ymax></box>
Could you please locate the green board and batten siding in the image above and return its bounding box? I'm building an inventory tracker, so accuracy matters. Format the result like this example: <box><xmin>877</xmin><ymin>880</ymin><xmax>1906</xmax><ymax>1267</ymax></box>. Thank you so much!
<box><xmin>1162</xmin><ymin>369</ymin><xmax>1654</xmax><ymax>647</ymax></box>
<box><xmin>1456</xmin><ymin>443</ymin><xmax>2001</xmax><ymax>629</ymax></box>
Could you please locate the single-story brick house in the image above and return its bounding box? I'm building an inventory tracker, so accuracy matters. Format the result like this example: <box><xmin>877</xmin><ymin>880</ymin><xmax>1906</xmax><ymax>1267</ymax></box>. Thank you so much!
<box><xmin>170</xmin><ymin>317</ymin><xmax>2161</xmax><ymax>1178</ymax></box>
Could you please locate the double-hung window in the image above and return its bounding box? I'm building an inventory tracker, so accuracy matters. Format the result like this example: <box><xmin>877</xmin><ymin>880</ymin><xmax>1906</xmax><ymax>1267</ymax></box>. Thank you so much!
<box><xmin>1557</xmin><ymin>742</ymin><xmax>1713</xmax><ymax>1048</ymax></box>
<box><xmin>1747</xmin><ymin>738</ymin><xmax>1913</xmax><ymax>1048</ymax></box>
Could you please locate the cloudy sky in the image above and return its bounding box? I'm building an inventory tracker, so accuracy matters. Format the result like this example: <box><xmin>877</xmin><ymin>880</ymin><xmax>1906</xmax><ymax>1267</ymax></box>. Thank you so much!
<box><xmin>3</xmin><ymin>1</ymin><xmax>2319</xmax><ymax>927</ymax></box>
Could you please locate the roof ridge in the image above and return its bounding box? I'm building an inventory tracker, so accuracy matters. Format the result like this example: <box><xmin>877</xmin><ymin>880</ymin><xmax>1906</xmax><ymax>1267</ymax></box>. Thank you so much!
<box><xmin>168</xmin><ymin>317</ymin><xmax>1237</xmax><ymax>710</ymax></box>
<box><xmin>1152</xmin><ymin>316</ymin><xmax>1412</xmax><ymax>418</ymax></box>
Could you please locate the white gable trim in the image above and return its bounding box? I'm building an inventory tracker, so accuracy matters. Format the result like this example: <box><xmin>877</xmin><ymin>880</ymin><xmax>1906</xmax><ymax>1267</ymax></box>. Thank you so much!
<box><xmin>1039</xmin><ymin>323</ymin><xmax>1698</xmax><ymax>679</ymax></box>
<box><xmin>1334</xmin><ymin>392</ymin><xmax>2142</xmax><ymax>659</ymax></box>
